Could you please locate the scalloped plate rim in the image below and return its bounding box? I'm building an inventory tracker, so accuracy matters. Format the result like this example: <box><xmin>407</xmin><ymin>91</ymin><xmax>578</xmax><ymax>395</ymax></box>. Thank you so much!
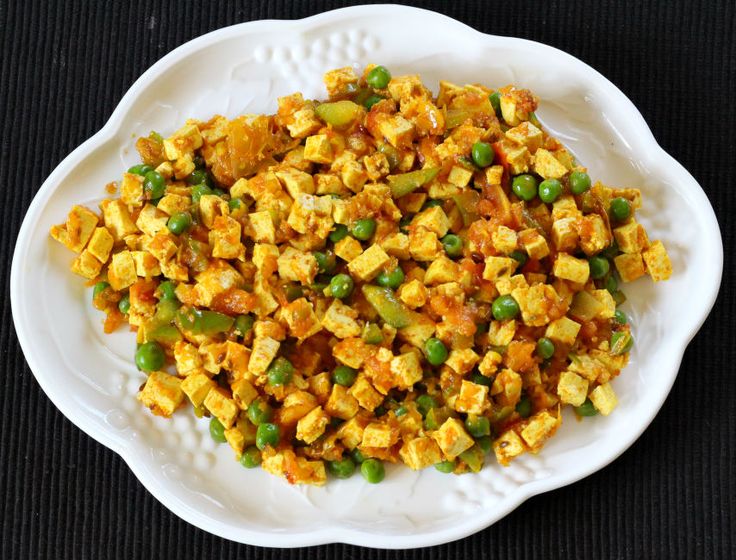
<box><xmin>10</xmin><ymin>4</ymin><xmax>723</xmax><ymax>549</ymax></box>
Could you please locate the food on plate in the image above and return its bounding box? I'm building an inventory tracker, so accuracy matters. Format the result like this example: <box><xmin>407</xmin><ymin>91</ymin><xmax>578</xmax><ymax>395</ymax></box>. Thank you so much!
<box><xmin>49</xmin><ymin>64</ymin><xmax>672</xmax><ymax>485</ymax></box>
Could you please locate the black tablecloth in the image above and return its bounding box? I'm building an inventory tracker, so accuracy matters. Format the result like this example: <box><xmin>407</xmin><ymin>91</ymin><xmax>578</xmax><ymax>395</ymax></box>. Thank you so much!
<box><xmin>1</xmin><ymin>1</ymin><xmax>733</xmax><ymax>558</ymax></box>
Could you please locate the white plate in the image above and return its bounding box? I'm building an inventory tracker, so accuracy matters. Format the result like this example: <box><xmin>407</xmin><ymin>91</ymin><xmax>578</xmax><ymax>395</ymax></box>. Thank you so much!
<box><xmin>10</xmin><ymin>4</ymin><xmax>722</xmax><ymax>549</ymax></box>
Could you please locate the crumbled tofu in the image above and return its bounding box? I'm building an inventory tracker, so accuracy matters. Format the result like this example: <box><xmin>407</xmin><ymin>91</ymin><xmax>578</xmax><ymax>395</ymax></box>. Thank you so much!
<box><xmin>454</xmin><ymin>380</ymin><xmax>489</xmax><ymax>414</ymax></box>
<box><xmin>248</xmin><ymin>336</ymin><xmax>280</xmax><ymax>375</ymax></box>
<box><xmin>614</xmin><ymin>252</ymin><xmax>646</xmax><ymax>283</ymax></box>
<box><xmin>347</xmin><ymin>244</ymin><xmax>390</xmax><ymax>281</ymax></box>
<box><xmin>432</xmin><ymin>417</ymin><xmax>475</xmax><ymax>460</ymax></box>
<box><xmin>642</xmin><ymin>240</ymin><xmax>672</xmax><ymax>281</ymax></box>
<box><xmin>544</xmin><ymin>316</ymin><xmax>581</xmax><ymax>346</ymax></box>
<box><xmin>552</xmin><ymin>253</ymin><xmax>590</xmax><ymax>284</ymax></box>
<box><xmin>322</xmin><ymin>299</ymin><xmax>362</xmax><ymax>339</ymax></box>
<box><xmin>304</xmin><ymin>134</ymin><xmax>334</xmax><ymax>164</ymax></box>
<box><xmin>137</xmin><ymin>371</ymin><xmax>184</xmax><ymax>418</ymax></box>
<box><xmin>296</xmin><ymin>406</ymin><xmax>329</xmax><ymax>444</ymax></box>
<box><xmin>398</xmin><ymin>279</ymin><xmax>428</xmax><ymax>309</ymax></box>
<box><xmin>557</xmin><ymin>371</ymin><xmax>589</xmax><ymax>406</ymax></box>
<box><xmin>589</xmin><ymin>382</ymin><xmax>618</xmax><ymax>415</ymax></box>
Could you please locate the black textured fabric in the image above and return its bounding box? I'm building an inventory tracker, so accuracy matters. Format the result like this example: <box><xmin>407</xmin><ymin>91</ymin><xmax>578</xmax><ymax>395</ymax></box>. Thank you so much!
<box><xmin>1</xmin><ymin>1</ymin><xmax>733</xmax><ymax>558</ymax></box>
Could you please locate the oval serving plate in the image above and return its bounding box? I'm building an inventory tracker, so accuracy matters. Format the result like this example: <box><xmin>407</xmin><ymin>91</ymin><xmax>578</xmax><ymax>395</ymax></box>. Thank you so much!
<box><xmin>10</xmin><ymin>4</ymin><xmax>722</xmax><ymax>549</ymax></box>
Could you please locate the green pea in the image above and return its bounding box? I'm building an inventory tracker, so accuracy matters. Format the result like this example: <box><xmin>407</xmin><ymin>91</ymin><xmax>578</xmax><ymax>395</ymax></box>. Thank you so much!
<box><xmin>536</xmin><ymin>337</ymin><xmax>555</xmax><ymax>360</ymax></box>
<box><xmin>600</xmin><ymin>241</ymin><xmax>620</xmax><ymax>259</ymax></box>
<box><xmin>127</xmin><ymin>163</ymin><xmax>153</xmax><ymax>176</ymax></box>
<box><xmin>471</xmin><ymin>141</ymin><xmax>494</xmax><ymax>167</ymax></box>
<box><xmin>605</xmin><ymin>274</ymin><xmax>618</xmax><ymax>294</ymax></box>
<box><xmin>399</xmin><ymin>214</ymin><xmax>413</xmax><ymax>232</ymax></box>
<box><xmin>435</xmin><ymin>460</ymin><xmax>455</xmax><ymax>473</ymax></box>
<box><xmin>143</xmin><ymin>170</ymin><xmax>166</xmax><ymax>199</ymax></box>
<box><xmin>612</xmin><ymin>290</ymin><xmax>627</xmax><ymax>306</ymax></box>
<box><xmin>267</xmin><ymin>357</ymin><xmax>294</xmax><ymax>386</ymax></box>
<box><xmin>362</xmin><ymin>323</ymin><xmax>383</xmax><ymax>345</ymax></box>
<box><xmin>511</xmin><ymin>174</ymin><xmax>538</xmax><ymax>201</ymax></box>
<box><xmin>234</xmin><ymin>314</ymin><xmax>254</xmax><ymax>336</ymax></box>
<box><xmin>209</xmin><ymin>417</ymin><xmax>227</xmax><ymax>443</ymax></box>
<box><xmin>118</xmin><ymin>293</ymin><xmax>131</xmax><ymax>315</ymax></box>
<box><xmin>465</xmin><ymin>415</ymin><xmax>491</xmax><ymax>438</ymax></box>
<box><xmin>610</xmin><ymin>197</ymin><xmax>631</xmax><ymax>221</ymax></box>
<box><xmin>285</xmin><ymin>284</ymin><xmax>303</xmax><ymax>302</ymax></box>
<box><xmin>422</xmin><ymin>199</ymin><xmax>443</xmax><ymax>210</ymax></box>
<box><xmin>360</xmin><ymin>458</ymin><xmax>385</xmax><ymax>483</ymax></box>
<box><xmin>509</xmin><ymin>250</ymin><xmax>528</xmax><ymax>266</ymax></box>
<box><xmin>329</xmin><ymin>274</ymin><xmax>354</xmax><ymax>299</ymax></box>
<box><xmin>611</xmin><ymin>331</ymin><xmax>634</xmax><ymax>354</ymax></box>
<box><xmin>256</xmin><ymin>423</ymin><xmax>280</xmax><ymax>450</ymax></box>
<box><xmin>187</xmin><ymin>168</ymin><xmax>212</xmax><ymax>187</ymax></box>
<box><xmin>228</xmin><ymin>198</ymin><xmax>244</xmax><ymax>212</ymax></box>
<box><xmin>394</xmin><ymin>405</ymin><xmax>408</xmax><ymax>417</ymax></box>
<box><xmin>538</xmin><ymin>178</ymin><xmax>563</xmax><ymax>203</ymax></box>
<box><xmin>415</xmin><ymin>394</ymin><xmax>438</xmax><ymax>417</ymax></box>
<box><xmin>352</xmin><ymin>218</ymin><xmax>376</xmax><ymax>241</ymax></box>
<box><xmin>366</xmin><ymin>65</ymin><xmax>391</xmax><ymax>89</ymax></box>
<box><xmin>441</xmin><ymin>234</ymin><xmax>463</xmax><ymax>258</ymax></box>
<box><xmin>332</xmin><ymin>365</ymin><xmax>358</xmax><ymax>387</ymax></box>
<box><xmin>364</xmin><ymin>94</ymin><xmax>383</xmax><ymax>109</ymax></box>
<box><xmin>327</xmin><ymin>457</ymin><xmax>356</xmax><ymax>479</ymax></box>
<box><xmin>191</xmin><ymin>183</ymin><xmax>213</xmax><ymax>204</ymax></box>
<box><xmin>239</xmin><ymin>445</ymin><xmax>262</xmax><ymax>468</ymax></box>
<box><xmin>515</xmin><ymin>396</ymin><xmax>532</xmax><ymax>418</ymax></box>
<box><xmin>574</xmin><ymin>398</ymin><xmax>598</xmax><ymax>416</ymax></box>
<box><xmin>374</xmin><ymin>405</ymin><xmax>387</xmax><ymax>417</ymax></box>
<box><xmin>492</xmin><ymin>294</ymin><xmax>520</xmax><ymax>320</ymax></box>
<box><xmin>157</xmin><ymin>281</ymin><xmax>178</xmax><ymax>301</ymax></box>
<box><xmin>314</xmin><ymin>251</ymin><xmax>337</xmax><ymax>274</ymax></box>
<box><xmin>135</xmin><ymin>341</ymin><xmax>165</xmax><ymax>372</ymax></box>
<box><xmin>376</xmin><ymin>267</ymin><xmax>405</xmax><ymax>289</ymax></box>
<box><xmin>614</xmin><ymin>309</ymin><xmax>628</xmax><ymax>325</ymax></box>
<box><xmin>475</xmin><ymin>322</ymin><xmax>488</xmax><ymax>335</ymax></box>
<box><xmin>476</xmin><ymin>435</ymin><xmax>492</xmax><ymax>454</ymax></box>
<box><xmin>329</xmin><ymin>223</ymin><xmax>349</xmax><ymax>243</ymax></box>
<box><xmin>351</xmin><ymin>448</ymin><xmax>366</xmax><ymax>464</ymax></box>
<box><xmin>470</xmin><ymin>372</ymin><xmax>492</xmax><ymax>387</ymax></box>
<box><xmin>569</xmin><ymin>171</ymin><xmax>591</xmax><ymax>195</ymax></box>
<box><xmin>424</xmin><ymin>338</ymin><xmax>448</xmax><ymax>366</ymax></box>
<box><xmin>247</xmin><ymin>399</ymin><xmax>272</xmax><ymax>425</ymax></box>
<box><xmin>92</xmin><ymin>281</ymin><xmax>110</xmax><ymax>300</ymax></box>
<box><xmin>167</xmin><ymin>212</ymin><xmax>192</xmax><ymax>235</ymax></box>
<box><xmin>589</xmin><ymin>256</ymin><xmax>610</xmax><ymax>279</ymax></box>
<box><xmin>488</xmin><ymin>92</ymin><xmax>501</xmax><ymax>115</ymax></box>
<box><xmin>212</xmin><ymin>188</ymin><xmax>226</xmax><ymax>197</ymax></box>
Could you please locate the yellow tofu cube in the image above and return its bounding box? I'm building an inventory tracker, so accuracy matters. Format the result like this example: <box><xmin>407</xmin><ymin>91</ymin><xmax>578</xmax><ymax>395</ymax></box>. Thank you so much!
<box><xmin>432</xmin><ymin>418</ymin><xmax>475</xmax><ymax>460</ymax></box>
<box><xmin>424</xmin><ymin>256</ymin><xmax>460</xmax><ymax>286</ymax></box>
<box><xmin>315</xmin><ymin>173</ymin><xmax>347</xmax><ymax>195</ymax></box>
<box><xmin>100</xmin><ymin>199</ymin><xmax>137</xmax><ymax>242</ymax></box>
<box><xmin>409</xmin><ymin>227</ymin><xmax>443</xmax><ymax>261</ymax></box>
<box><xmin>398</xmin><ymin>279</ymin><xmax>428</xmax><ymax>309</ymax></box>
<box><xmin>160</xmin><ymin>259</ymin><xmax>188</xmax><ymax>282</ymax></box>
<box><xmin>589</xmin><ymin>382</ymin><xmax>618</xmax><ymax>416</ymax></box>
<box><xmin>491</xmin><ymin>368</ymin><xmax>523</xmax><ymax>407</ymax></box>
<box><xmin>500</xmin><ymin>139</ymin><xmax>531</xmax><ymax>175</ymax></box>
<box><xmin>341</xmin><ymin>160</ymin><xmax>367</xmax><ymax>193</ymax></box>
<box><xmin>399</xmin><ymin>437</ymin><xmax>444</xmax><ymax>470</ymax></box>
<box><xmin>135</xmin><ymin>204</ymin><xmax>168</xmax><ymax>237</ymax></box>
<box><xmin>277</xmin><ymin>246</ymin><xmax>318</xmax><ymax>285</ymax></box>
<box><xmin>107</xmin><ymin>250</ymin><xmax>137</xmax><ymax>290</ymax></box>
<box><xmin>614</xmin><ymin>252</ymin><xmax>646</xmax><ymax>283</ymax></box>
<box><xmin>505</xmin><ymin>121</ymin><xmax>543</xmax><ymax>153</ymax></box>
<box><xmin>137</xmin><ymin>371</ymin><xmax>184</xmax><ymax>418</ymax></box>
<box><xmin>454</xmin><ymin>380</ymin><xmax>489</xmax><ymax>414</ymax></box>
<box><xmin>231</xmin><ymin>378</ymin><xmax>258</xmax><ymax>410</ymax></box>
<box><xmin>204</xmin><ymin>387</ymin><xmax>239</xmax><ymax>429</ymax></box>
<box><xmin>347</xmin><ymin>244</ymin><xmax>390</xmax><ymax>281</ymax></box>
<box><xmin>447</xmin><ymin>166</ymin><xmax>473</xmax><ymax>188</ymax></box>
<box><xmin>304</xmin><ymin>134</ymin><xmax>334</xmax><ymax>164</ymax></box>
<box><xmin>518</xmin><ymin>228</ymin><xmax>550</xmax><ymax>260</ymax></box>
<box><xmin>378</xmin><ymin>115</ymin><xmax>415</xmax><ymax>148</ymax></box>
<box><xmin>445</xmin><ymin>349</ymin><xmax>480</xmax><ymax>375</ymax></box>
<box><xmin>287</xmin><ymin>108</ymin><xmax>323</xmax><ymax>139</ymax></box>
<box><xmin>557</xmin><ymin>371</ymin><xmax>589</xmax><ymax>406</ymax></box>
<box><xmin>209</xmin><ymin>215</ymin><xmax>244</xmax><ymax>260</ymax></box>
<box><xmin>336</xmin><ymin>416</ymin><xmax>368</xmax><ymax>449</ymax></box>
<box><xmin>495</xmin><ymin>274</ymin><xmax>529</xmax><ymax>296</ymax></box>
<box><xmin>172</xmin><ymin>155</ymin><xmax>195</xmax><ymax>180</ymax></box>
<box><xmin>642</xmin><ymin>240</ymin><xmax>672</xmax><ymax>281</ymax></box>
<box><xmin>323</xmin><ymin>66</ymin><xmax>358</xmax><ymax>96</ymax></box>
<box><xmin>49</xmin><ymin>205</ymin><xmax>100</xmax><ymax>253</ymax></box>
<box><xmin>120</xmin><ymin>173</ymin><xmax>144</xmax><ymax>207</ymax></box>
<box><xmin>173</xmin><ymin>341</ymin><xmax>204</xmax><ymax>376</ymax></box>
<box><xmin>533</xmin><ymin>148</ymin><xmax>568</xmax><ymax>179</ymax></box>
<box><xmin>483</xmin><ymin>256</ymin><xmax>518</xmax><ymax>281</ymax></box>
<box><xmin>361</xmin><ymin>422</ymin><xmax>397</xmax><ymax>448</ymax></box>
<box><xmin>613</xmin><ymin>221</ymin><xmax>648</xmax><ymax>254</ymax></box>
<box><xmin>156</xmin><ymin>193</ymin><xmax>191</xmax><ymax>216</ymax></box>
<box><xmin>296</xmin><ymin>406</ymin><xmax>329</xmax><ymax>444</ymax></box>
<box><xmin>493</xmin><ymin>429</ymin><xmax>527</xmax><ymax>466</ymax></box>
<box><xmin>551</xmin><ymin>217</ymin><xmax>579</xmax><ymax>252</ymax></box>
<box><xmin>180</xmin><ymin>373</ymin><xmax>216</xmax><ymax>408</ymax></box>
<box><xmin>163</xmin><ymin>123</ymin><xmax>203</xmax><ymax>160</ymax></box>
<box><xmin>332</xmin><ymin>236</ymin><xmax>363</xmax><ymax>263</ymax></box>
<box><xmin>322</xmin><ymin>299</ymin><xmax>362</xmax><ymax>339</ymax></box>
<box><xmin>552</xmin><ymin>253</ymin><xmax>590</xmax><ymax>284</ymax></box>
<box><xmin>86</xmin><ymin>227</ymin><xmax>114</xmax><ymax>263</ymax></box>
<box><xmin>252</xmin><ymin>243</ymin><xmax>279</xmax><ymax>272</ymax></box>
<box><xmin>199</xmin><ymin>194</ymin><xmax>229</xmax><ymax>229</ymax></box>
<box><xmin>520</xmin><ymin>410</ymin><xmax>560</xmax><ymax>450</ymax></box>
<box><xmin>275</xmin><ymin>167</ymin><xmax>315</xmax><ymax>198</ymax></box>
<box><xmin>485</xmin><ymin>165</ymin><xmax>504</xmax><ymax>185</ymax></box>
<box><xmin>390</xmin><ymin>351</ymin><xmax>423</xmax><ymax>389</ymax></box>
<box><xmin>70</xmin><ymin>250</ymin><xmax>103</xmax><ymax>279</ymax></box>
<box><xmin>545</xmin><ymin>316</ymin><xmax>581</xmax><ymax>346</ymax></box>
<box><xmin>488</xmin><ymin>320</ymin><xmax>517</xmax><ymax>346</ymax></box>
<box><xmin>478</xmin><ymin>350</ymin><xmax>503</xmax><ymax>376</ymax></box>
<box><xmin>248</xmin><ymin>336</ymin><xmax>280</xmax><ymax>375</ymax></box>
<box><xmin>551</xmin><ymin>196</ymin><xmax>581</xmax><ymax>221</ymax></box>
<box><xmin>380</xmin><ymin>232</ymin><xmax>410</xmax><ymax>260</ymax></box>
<box><xmin>579</xmin><ymin>214</ymin><xmax>610</xmax><ymax>256</ymax></box>
<box><xmin>492</xmin><ymin>225</ymin><xmax>518</xmax><ymax>255</ymax></box>
<box><xmin>511</xmin><ymin>283</ymin><xmax>559</xmax><ymax>327</ymax></box>
<box><xmin>349</xmin><ymin>375</ymin><xmax>383</xmax><ymax>411</ymax></box>
<box><xmin>412</xmin><ymin>206</ymin><xmax>450</xmax><ymax>238</ymax></box>
<box><xmin>280</xmin><ymin>298</ymin><xmax>322</xmax><ymax>341</ymax></box>
<box><xmin>325</xmin><ymin>384</ymin><xmax>360</xmax><ymax>420</ymax></box>
<box><xmin>247</xmin><ymin>211</ymin><xmax>276</xmax><ymax>244</ymax></box>
<box><xmin>224</xmin><ymin>417</ymin><xmax>256</xmax><ymax>458</ymax></box>
<box><xmin>130</xmin><ymin>251</ymin><xmax>161</xmax><ymax>277</ymax></box>
<box><xmin>590</xmin><ymin>289</ymin><xmax>616</xmax><ymax>319</ymax></box>
<box><xmin>286</xmin><ymin>193</ymin><xmax>334</xmax><ymax>237</ymax></box>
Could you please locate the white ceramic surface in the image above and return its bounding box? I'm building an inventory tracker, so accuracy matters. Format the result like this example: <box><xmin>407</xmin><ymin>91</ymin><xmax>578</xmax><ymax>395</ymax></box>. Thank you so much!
<box><xmin>10</xmin><ymin>4</ymin><xmax>722</xmax><ymax>549</ymax></box>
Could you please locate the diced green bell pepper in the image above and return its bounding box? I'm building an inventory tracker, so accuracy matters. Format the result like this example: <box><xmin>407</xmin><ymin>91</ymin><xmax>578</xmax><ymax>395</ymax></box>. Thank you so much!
<box><xmin>177</xmin><ymin>308</ymin><xmax>234</xmax><ymax>335</ymax></box>
<box><xmin>315</xmin><ymin>100</ymin><xmax>363</xmax><ymax>128</ymax></box>
<box><xmin>387</xmin><ymin>167</ymin><xmax>439</xmax><ymax>198</ymax></box>
<box><xmin>459</xmin><ymin>444</ymin><xmax>485</xmax><ymax>473</ymax></box>
<box><xmin>361</xmin><ymin>285</ymin><xmax>412</xmax><ymax>328</ymax></box>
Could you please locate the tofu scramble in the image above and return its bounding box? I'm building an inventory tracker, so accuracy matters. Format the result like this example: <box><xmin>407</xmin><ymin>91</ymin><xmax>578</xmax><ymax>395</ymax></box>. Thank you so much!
<box><xmin>50</xmin><ymin>64</ymin><xmax>672</xmax><ymax>486</ymax></box>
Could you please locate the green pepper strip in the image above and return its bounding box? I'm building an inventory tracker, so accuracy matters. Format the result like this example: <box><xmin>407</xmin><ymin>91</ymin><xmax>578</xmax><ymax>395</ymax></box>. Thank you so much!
<box><xmin>177</xmin><ymin>307</ymin><xmax>234</xmax><ymax>335</ymax></box>
<box><xmin>387</xmin><ymin>167</ymin><xmax>440</xmax><ymax>198</ymax></box>
<box><xmin>361</xmin><ymin>285</ymin><xmax>412</xmax><ymax>328</ymax></box>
